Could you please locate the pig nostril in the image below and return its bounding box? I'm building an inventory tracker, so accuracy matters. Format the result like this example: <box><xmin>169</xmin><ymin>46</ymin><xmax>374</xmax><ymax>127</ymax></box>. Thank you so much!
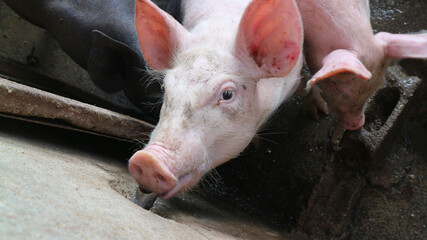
<box><xmin>155</xmin><ymin>172</ymin><xmax>166</xmax><ymax>183</ymax></box>
<box><xmin>129</xmin><ymin>163</ymin><xmax>143</xmax><ymax>180</ymax></box>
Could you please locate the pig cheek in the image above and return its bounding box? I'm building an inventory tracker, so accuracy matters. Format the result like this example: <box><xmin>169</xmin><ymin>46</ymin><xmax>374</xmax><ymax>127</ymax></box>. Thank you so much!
<box><xmin>220</xmin><ymin>96</ymin><xmax>255</xmax><ymax>124</ymax></box>
<box><xmin>221</xmin><ymin>103</ymin><xmax>241</xmax><ymax>120</ymax></box>
<box><xmin>316</xmin><ymin>81</ymin><xmax>344</xmax><ymax>110</ymax></box>
<box><xmin>320</xmin><ymin>80</ymin><xmax>359</xmax><ymax>110</ymax></box>
<box><xmin>319</xmin><ymin>79</ymin><xmax>371</xmax><ymax>127</ymax></box>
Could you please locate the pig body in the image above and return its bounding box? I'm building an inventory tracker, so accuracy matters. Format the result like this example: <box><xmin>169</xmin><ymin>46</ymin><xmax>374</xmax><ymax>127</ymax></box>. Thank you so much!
<box><xmin>298</xmin><ymin>0</ymin><xmax>427</xmax><ymax>130</ymax></box>
<box><xmin>129</xmin><ymin>0</ymin><xmax>304</xmax><ymax>199</ymax></box>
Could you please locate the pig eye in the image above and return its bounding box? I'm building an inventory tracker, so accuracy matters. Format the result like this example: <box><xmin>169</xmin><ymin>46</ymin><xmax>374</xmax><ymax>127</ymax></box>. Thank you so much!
<box><xmin>217</xmin><ymin>82</ymin><xmax>237</xmax><ymax>105</ymax></box>
<box><xmin>221</xmin><ymin>89</ymin><xmax>234</xmax><ymax>101</ymax></box>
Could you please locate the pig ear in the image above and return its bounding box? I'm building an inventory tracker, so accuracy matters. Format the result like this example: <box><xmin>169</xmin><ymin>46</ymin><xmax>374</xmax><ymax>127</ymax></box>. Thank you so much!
<box><xmin>135</xmin><ymin>0</ymin><xmax>190</xmax><ymax>70</ymax></box>
<box><xmin>375</xmin><ymin>32</ymin><xmax>427</xmax><ymax>59</ymax></box>
<box><xmin>306</xmin><ymin>49</ymin><xmax>372</xmax><ymax>89</ymax></box>
<box><xmin>234</xmin><ymin>0</ymin><xmax>303</xmax><ymax>78</ymax></box>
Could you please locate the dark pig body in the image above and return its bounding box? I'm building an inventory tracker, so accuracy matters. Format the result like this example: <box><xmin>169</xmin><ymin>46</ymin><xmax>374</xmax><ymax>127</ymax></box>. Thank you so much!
<box><xmin>3</xmin><ymin>0</ymin><xmax>174</xmax><ymax>116</ymax></box>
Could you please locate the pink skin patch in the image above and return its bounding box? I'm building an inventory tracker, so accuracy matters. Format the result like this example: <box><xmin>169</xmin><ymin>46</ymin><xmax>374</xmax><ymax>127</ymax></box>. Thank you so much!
<box><xmin>258</xmin><ymin>40</ymin><xmax>300</xmax><ymax>75</ymax></box>
<box><xmin>338</xmin><ymin>113</ymin><xmax>365</xmax><ymax>131</ymax></box>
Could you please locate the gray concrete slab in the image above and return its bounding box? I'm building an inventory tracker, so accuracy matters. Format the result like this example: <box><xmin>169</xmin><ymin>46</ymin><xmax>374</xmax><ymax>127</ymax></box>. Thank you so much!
<box><xmin>0</xmin><ymin>119</ymin><xmax>237</xmax><ymax>240</ymax></box>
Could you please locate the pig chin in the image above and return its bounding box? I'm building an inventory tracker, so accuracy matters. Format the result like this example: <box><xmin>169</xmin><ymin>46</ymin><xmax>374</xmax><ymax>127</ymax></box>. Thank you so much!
<box><xmin>128</xmin><ymin>143</ymin><xmax>206</xmax><ymax>200</ymax></box>
<box><xmin>337</xmin><ymin>113</ymin><xmax>365</xmax><ymax>131</ymax></box>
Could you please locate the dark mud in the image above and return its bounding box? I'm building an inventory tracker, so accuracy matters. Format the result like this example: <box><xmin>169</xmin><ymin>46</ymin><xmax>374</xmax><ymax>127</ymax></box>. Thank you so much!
<box><xmin>351</xmin><ymin>98</ymin><xmax>427</xmax><ymax>239</ymax></box>
<box><xmin>370</xmin><ymin>0</ymin><xmax>427</xmax><ymax>33</ymax></box>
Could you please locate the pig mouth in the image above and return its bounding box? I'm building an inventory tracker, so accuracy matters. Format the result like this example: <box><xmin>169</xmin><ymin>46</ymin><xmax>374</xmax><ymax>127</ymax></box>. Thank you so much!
<box><xmin>160</xmin><ymin>173</ymin><xmax>196</xmax><ymax>200</ymax></box>
<box><xmin>137</xmin><ymin>171</ymin><xmax>200</xmax><ymax>200</ymax></box>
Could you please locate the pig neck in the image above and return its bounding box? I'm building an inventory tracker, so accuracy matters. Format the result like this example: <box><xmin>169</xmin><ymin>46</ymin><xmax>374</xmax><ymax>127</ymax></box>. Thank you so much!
<box><xmin>297</xmin><ymin>0</ymin><xmax>383</xmax><ymax>71</ymax></box>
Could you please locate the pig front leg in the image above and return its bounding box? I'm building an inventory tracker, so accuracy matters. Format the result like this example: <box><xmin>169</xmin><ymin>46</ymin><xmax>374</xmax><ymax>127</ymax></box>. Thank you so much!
<box><xmin>296</xmin><ymin>76</ymin><xmax>328</xmax><ymax>120</ymax></box>
<box><xmin>301</xmin><ymin>85</ymin><xmax>329</xmax><ymax>120</ymax></box>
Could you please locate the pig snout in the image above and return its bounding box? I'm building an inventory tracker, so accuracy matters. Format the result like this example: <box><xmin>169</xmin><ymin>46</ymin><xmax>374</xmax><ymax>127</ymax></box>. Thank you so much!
<box><xmin>337</xmin><ymin>113</ymin><xmax>365</xmax><ymax>131</ymax></box>
<box><xmin>129</xmin><ymin>147</ymin><xmax>178</xmax><ymax>196</ymax></box>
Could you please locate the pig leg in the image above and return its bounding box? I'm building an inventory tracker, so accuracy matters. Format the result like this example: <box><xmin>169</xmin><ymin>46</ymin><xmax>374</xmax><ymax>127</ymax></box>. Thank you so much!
<box><xmin>296</xmin><ymin>74</ymin><xmax>328</xmax><ymax>120</ymax></box>
<box><xmin>300</xmin><ymin>85</ymin><xmax>328</xmax><ymax>120</ymax></box>
<box><xmin>375</xmin><ymin>32</ymin><xmax>427</xmax><ymax>58</ymax></box>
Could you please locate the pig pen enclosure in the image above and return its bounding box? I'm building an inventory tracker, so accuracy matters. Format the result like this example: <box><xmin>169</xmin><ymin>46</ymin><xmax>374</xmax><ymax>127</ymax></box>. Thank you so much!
<box><xmin>0</xmin><ymin>0</ymin><xmax>426</xmax><ymax>239</ymax></box>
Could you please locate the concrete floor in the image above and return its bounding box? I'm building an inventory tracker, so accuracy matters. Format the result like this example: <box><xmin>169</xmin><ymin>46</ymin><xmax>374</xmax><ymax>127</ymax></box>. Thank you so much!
<box><xmin>0</xmin><ymin>117</ymin><xmax>210</xmax><ymax>239</ymax></box>
<box><xmin>0</xmin><ymin>117</ymin><xmax>287</xmax><ymax>240</ymax></box>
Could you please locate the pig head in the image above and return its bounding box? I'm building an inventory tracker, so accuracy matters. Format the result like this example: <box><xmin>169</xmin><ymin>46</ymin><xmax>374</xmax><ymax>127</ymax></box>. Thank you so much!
<box><xmin>298</xmin><ymin>0</ymin><xmax>427</xmax><ymax>130</ymax></box>
<box><xmin>129</xmin><ymin>0</ymin><xmax>303</xmax><ymax>199</ymax></box>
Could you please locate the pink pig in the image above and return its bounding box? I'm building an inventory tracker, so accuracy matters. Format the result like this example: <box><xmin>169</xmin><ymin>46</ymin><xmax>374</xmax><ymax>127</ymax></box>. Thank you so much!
<box><xmin>298</xmin><ymin>0</ymin><xmax>427</xmax><ymax>130</ymax></box>
<box><xmin>128</xmin><ymin>0</ymin><xmax>304</xmax><ymax>199</ymax></box>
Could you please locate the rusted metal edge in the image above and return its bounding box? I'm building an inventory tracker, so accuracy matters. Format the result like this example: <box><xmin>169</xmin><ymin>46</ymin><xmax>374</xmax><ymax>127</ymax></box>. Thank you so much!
<box><xmin>0</xmin><ymin>113</ymin><xmax>133</xmax><ymax>142</ymax></box>
<box><xmin>0</xmin><ymin>77</ymin><xmax>154</xmax><ymax>141</ymax></box>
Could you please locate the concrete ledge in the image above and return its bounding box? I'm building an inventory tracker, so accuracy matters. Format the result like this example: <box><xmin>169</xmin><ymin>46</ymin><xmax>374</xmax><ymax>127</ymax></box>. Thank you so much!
<box><xmin>339</xmin><ymin>65</ymin><xmax>424</xmax><ymax>167</ymax></box>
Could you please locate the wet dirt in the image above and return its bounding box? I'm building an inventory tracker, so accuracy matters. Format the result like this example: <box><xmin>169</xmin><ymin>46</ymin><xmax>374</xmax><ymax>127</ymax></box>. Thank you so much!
<box><xmin>370</xmin><ymin>0</ymin><xmax>427</xmax><ymax>33</ymax></box>
<box><xmin>352</xmin><ymin>98</ymin><xmax>427</xmax><ymax>239</ymax></box>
